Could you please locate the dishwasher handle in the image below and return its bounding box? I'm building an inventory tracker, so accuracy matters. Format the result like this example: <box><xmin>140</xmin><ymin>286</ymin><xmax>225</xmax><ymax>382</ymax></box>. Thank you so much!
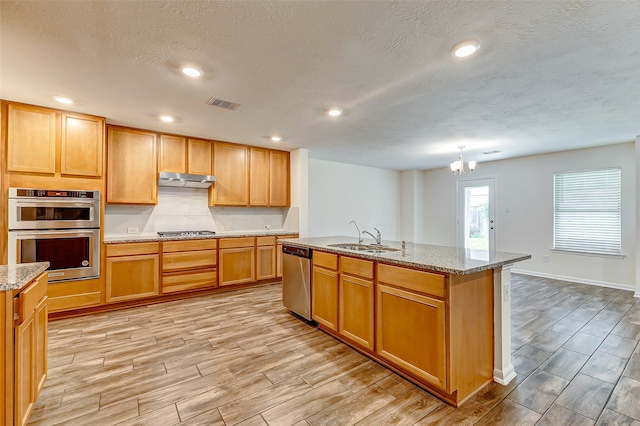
<box><xmin>282</xmin><ymin>245</ymin><xmax>312</xmax><ymax>259</ymax></box>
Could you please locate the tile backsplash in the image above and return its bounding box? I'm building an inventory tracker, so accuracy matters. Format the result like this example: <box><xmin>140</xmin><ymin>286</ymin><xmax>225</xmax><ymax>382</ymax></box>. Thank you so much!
<box><xmin>104</xmin><ymin>187</ymin><xmax>297</xmax><ymax>235</ymax></box>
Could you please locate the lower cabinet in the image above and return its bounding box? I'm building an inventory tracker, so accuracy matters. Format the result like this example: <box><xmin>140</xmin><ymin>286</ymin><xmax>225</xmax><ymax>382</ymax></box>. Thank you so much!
<box><xmin>256</xmin><ymin>236</ymin><xmax>276</xmax><ymax>281</ymax></box>
<box><xmin>106</xmin><ymin>243</ymin><xmax>160</xmax><ymax>303</ymax></box>
<box><xmin>219</xmin><ymin>238</ymin><xmax>255</xmax><ymax>286</ymax></box>
<box><xmin>338</xmin><ymin>256</ymin><xmax>374</xmax><ymax>351</ymax></box>
<box><xmin>162</xmin><ymin>240</ymin><xmax>217</xmax><ymax>293</ymax></box>
<box><xmin>376</xmin><ymin>283</ymin><xmax>447</xmax><ymax>390</ymax></box>
<box><xmin>311</xmin><ymin>251</ymin><xmax>339</xmax><ymax>331</ymax></box>
<box><xmin>9</xmin><ymin>272</ymin><xmax>49</xmax><ymax>426</ymax></box>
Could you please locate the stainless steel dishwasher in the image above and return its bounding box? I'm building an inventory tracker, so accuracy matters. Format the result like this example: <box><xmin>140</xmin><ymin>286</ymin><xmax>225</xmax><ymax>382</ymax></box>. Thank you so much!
<box><xmin>282</xmin><ymin>244</ymin><xmax>313</xmax><ymax>321</ymax></box>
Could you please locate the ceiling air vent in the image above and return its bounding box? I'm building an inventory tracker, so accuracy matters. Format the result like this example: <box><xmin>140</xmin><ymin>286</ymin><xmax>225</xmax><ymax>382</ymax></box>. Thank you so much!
<box><xmin>207</xmin><ymin>97</ymin><xmax>241</xmax><ymax>111</ymax></box>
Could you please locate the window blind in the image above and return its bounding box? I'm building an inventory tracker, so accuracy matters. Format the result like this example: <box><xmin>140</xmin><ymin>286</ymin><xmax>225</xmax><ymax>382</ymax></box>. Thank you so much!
<box><xmin>553</xmin><ymin>167</ymin><xmax>621</xmax><ymax>255</ymax></box>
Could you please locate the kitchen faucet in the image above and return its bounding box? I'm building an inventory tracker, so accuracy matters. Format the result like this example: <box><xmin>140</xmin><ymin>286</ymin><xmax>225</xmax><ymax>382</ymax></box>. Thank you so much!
<box><xmin>362</xmin><ymin>227</ymin><xmax>382</xmax><ymax>245</ymax></box>
<box><xmin>349</xmin><ymin>220</ymin><xmax>364</xmax><ymax>244</ymax></box>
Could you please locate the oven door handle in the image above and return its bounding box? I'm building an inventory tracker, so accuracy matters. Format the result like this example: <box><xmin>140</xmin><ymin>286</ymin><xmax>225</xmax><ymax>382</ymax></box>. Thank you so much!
<box><xmin>9</xmin><ymin>229</ymin><xmax>98</xmax><ymax>239</ymax></box>
<box><xmin>13</xmin><ymin>199</ymin><xmax>97</xmax><ymax>207</ymax></box>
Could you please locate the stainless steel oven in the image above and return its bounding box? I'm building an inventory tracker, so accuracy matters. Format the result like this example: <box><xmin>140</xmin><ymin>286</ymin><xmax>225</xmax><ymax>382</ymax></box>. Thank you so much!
<box><xmin>8</xmin><ymin>188</ymin><xmax>101</xmax><ymax>282</ymax></box>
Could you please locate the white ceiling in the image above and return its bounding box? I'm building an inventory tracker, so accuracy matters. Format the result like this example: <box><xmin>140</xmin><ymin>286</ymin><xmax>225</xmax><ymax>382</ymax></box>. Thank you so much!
<box><xmin>1</xmin><ymin>1</ymin><xmax>640</xmax><ymax>171</ymax></box>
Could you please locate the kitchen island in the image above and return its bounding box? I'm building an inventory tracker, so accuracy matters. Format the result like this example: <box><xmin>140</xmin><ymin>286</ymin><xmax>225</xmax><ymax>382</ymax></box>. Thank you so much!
<box><xmin>281</xmin><ymin>236</ymin><xmax>530</xmax><ymax>406</ymax></box>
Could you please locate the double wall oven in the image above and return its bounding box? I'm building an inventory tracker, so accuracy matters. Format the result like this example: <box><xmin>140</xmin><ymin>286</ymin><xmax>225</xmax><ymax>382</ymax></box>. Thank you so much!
<box><xmin>8</xmin><ymin>188</ymin><xmax>101</xmax><ymax>282</ymax></box>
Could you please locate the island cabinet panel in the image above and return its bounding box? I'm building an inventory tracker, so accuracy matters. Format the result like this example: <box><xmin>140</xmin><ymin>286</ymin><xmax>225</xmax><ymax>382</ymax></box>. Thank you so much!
<box><xmin>377</xmin><ymin>263</ymin><xmax>445</xmax><ymax>298</ymax></box>
<box><xmin>106</xmin><ymin>243</ymin><xmax>160</xmax><ymax>302</ymax></box>
<box><xmin>60</xmin><ymin>112</ymin><xmax>105</xmax><ymax>177</ymax></box>
<box><xmin>7</xmin><ymin>103</ymin><xmax>57</xmax><ymax>174</ymax></box>
<box><xmin>159</xmin><ymin>134</ymin><xmax>187</xmax><ymax>173</ymax></box>
<box><xmin>218</xmin><ymin>238</ymin><xmax>255</xmax><ymax>286</ymax></box>
<box><xmin>339</xmin><ymin>274</ymin><xmax>374</xmax><ymax>350</ymax></box>
<box><xmin>376</xmin><ymin>283</ymin><xmax>448</xmax><ymax>391</ymax></box>
<box><xmin>312</xmin><ymin>266</ymin><xmax>339</xmax><ymax>331</ymax></box>
<box><xmin>212</xmin><ymin>142</ymin><xmax>249</xmax><ymax>206</ymax></box>
<box><xmin>107</xmin><ymin>127</ymin><xmax>158</xmax><ymax>204</ymax></box>
<box><xmin>187</xmin><ymin>138</ymin><xmax>212</xmax><ymax>175</ymax></box>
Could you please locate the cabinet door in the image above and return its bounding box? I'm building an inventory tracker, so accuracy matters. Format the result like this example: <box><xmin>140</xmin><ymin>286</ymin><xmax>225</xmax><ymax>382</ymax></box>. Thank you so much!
<box><xmin>60</xmin><ymin>113</ymin><xmax>105</xmax><ymax>177</ymax></box>
<box><xmin>213</xmin><ymin>142</ymin><xmax>249</xmax><ymax>206</ymax></box>
<box><xmin>15</xmin><ymin>312</ymin><xmax>35</xmax><ymax>426</ymax></box>
<box><xmin>107</xmin><ymin>127</ymin><xmax>158</xmax><ymax>204</ymax></box>
<box><xmin>159</xmin><ymin>134</ymin><xmax>186</xmax><ymax>173</ymax></box>
<box><xmin>269</xmin><ymin>150</ymin><xmax>290</xmax><ymax>207</ymax></box>
<box><xmin>312</xmin><ymin>267</ymin><xmax>339</xmax><ymax>331</ymax></box>
<box><xmin>249</xmin><ymin>147</ymin><xmax>269</xmax><ymax>206</ymax></box>
<box><xmin>339</xmin><ymin>275</ymin><xmax>374</xmax><ymax>350</ymax></box>
<box><xmin>7</xmin><ymin>103</ymin><xmax>56</xmax><ymax>174</ymax></box>
<box><xmin>376</xmin><ymin>284</ymin><xmax>448</xmax><ymax>390</ymax></box>
<box><xmin>106</xmin><ymin>254</ymin><xmax>160</xmax><ymax>302</ymax></box>
<box><xmin>276</xmin><ymin>243</ymin><xmax>283</xmax><ymax>278</ymax></box>
<box><xmin>256</xmin><ymin>245</ymin><xmax>276</xmax><ymax>280</ymax></box>
<box><xmin>219</xmin><ymin>247</ymin><xmax>255</xmax><ymax>286</ymax></box>
<box><xmin>34</xmin><ymin>297</ymin><xmax>48</xmax><ymax>396</ymax></box>
<box><xmin>162</xmin><ymin>269</ymin><xmax>217</xmax><ymax>294</ymax></box>
<box><xmin>187</xmin><ymin>139</ymin><xmax>212</xmax><ymax>175</ymax></box>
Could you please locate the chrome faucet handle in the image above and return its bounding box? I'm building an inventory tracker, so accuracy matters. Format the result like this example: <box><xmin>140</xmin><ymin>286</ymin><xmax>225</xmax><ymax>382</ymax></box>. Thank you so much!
<box><xmin>349</xmin><ymin>220</ymin><xmax>363</xmax><ymax>244</ymax></box>
<box><xmin>373</xmin><ymin>227</ymin><xmax>382</xmax><ymax>244</ymax></box>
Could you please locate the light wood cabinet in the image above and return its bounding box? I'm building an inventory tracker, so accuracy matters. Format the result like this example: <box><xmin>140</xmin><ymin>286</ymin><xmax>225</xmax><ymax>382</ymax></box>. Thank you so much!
<box><xmin>256</xmin><ymin>236</ymin><xmax>276</xmax><ymax>280</ymax></box>
<box><xmin>312</xmin><ymin>251</ymin><xmax>339</xmax><ymax>331</ymax></box>
<box><xmin>105</xmin><ymin>243</ymin><xmax>160</xmax><ymax>302</ymax></box>
<box><xmin>269</xmin><ymin>150</ymin><xmax>290</xmax><ymax>207</ymax></box>
<box><xmin>339</xmin><ymin>257</ymin><xmax>374</xmax><ymax>351</ymax></box>
<box><xmin>212</xmin><ymin>142</ymin><xmax>249</xmax><ymax>206</ymax></box>
<box><xmin>159</xmin><ymin>134</ymin><xmax>186</xmax><ymax>173</ymax></box>
<box><xmin>187</xmin><ymin>139</ymin><xmax>212</xmax><ymax>175</ymax></box>
<box><xmin>6</xmin><ymin>103</ymin><xmax>56</xmax><ymax>174</ymax></box>
<box><xmin>107</xmin><ymin>127</ymin><xmax>158</xmax><ymax>204</ymax></box>
<box><xmin>161</xmin><ymin>239</ymin><xmax>217</xmax><ymax>293</ymax></box>
<box><xmin>249</xmin><ymin>148</ymin><xmax>290</xmax><ymax>207</ymax></box>
<box><xmin>218</xmin><ymin>238</ymin><xmax>255</xmax><ymax>285</ymax></box>
<box><xmin>11</xmin><ymin>272</ymin><xmax>48</xmax><ymax>426</ymax></box>
<box><xmin>376</xmin><ymin>283</ymin><xmax>447</xmax><ymax>390</ymax></box>
<box><xmin>60</xmin><ymin>112</ymin><xmax>105</xmax><ymax>177</ymax></box>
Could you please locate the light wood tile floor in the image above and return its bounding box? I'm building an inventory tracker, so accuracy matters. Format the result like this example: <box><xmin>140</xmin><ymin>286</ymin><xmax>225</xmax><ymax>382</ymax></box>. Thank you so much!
<box><xmin>30</xmin><ymin>274</ymin><xmax>640</xmax><ymax>425</ymax></box>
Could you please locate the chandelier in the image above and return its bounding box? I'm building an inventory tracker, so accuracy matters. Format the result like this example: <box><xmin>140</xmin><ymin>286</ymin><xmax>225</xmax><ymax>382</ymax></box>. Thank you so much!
<box><xmin>450</xmin><ymin>145</ymin><xmax>477</xmax><ymax>175</ymax></box>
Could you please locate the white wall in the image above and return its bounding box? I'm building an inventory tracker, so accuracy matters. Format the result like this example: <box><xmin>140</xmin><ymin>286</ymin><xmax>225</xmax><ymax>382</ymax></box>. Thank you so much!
<box><xmin>307</xmin><ymin>159</ymin><xmax>400</xmax><ymax>241</ymax></box>
<box><xmin>422</xmin><ymin>142</ymin><xmax>637</xmax><ymax>291</ymax></box>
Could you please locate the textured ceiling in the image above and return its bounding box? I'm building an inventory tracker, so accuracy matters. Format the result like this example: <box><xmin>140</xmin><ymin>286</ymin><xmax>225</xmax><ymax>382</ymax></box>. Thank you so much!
<box><xmin>1</xmin><ymin>1</ymin><xmax>640</xmax><ymax>171</ymax></box>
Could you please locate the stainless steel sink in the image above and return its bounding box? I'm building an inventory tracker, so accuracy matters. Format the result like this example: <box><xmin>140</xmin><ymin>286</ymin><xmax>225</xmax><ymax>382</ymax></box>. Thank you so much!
<box><xmin>327</xmin><ymin>243</ymin><xmax>401</xmax><ymax>253</ymax></box>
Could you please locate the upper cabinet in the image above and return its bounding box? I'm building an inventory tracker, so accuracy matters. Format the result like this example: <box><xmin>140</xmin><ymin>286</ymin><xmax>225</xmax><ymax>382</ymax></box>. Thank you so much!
<box><xmin>250</xmin><ymin>148</ymin><xmax>290</xmax><ymax>207</ymax></box>
<box><xmin>159</xmin><ymin>134</ymin><xmax>186</xmax><ymax>173</ymax></box>
<box><xmin>187</xmin><ymin>139</ymin><xmax>212</xmax><ymax>175</ymax></box>
<box><xmin>6</xmin><ymin>102</ymin><xmax>105</xmax><ymax>178</ymax></box>
<box><xmin>212</xmin><ymin>142</ymin><xmax>249</xmax><ymax>206</ymax></box>
<box><xmin>7</xmin><ymin>103</ymin><xmax>56</xmax><ymax>174</ymax></box>
<box><xmin>61</xmin><ymin>112</ymin><xmax>105</xmax><ymax>177</ymax></box>
<box><xmin>107</xmin><ymin>126</ymin><xmax>157</xmax><ymax>204</ymax></box>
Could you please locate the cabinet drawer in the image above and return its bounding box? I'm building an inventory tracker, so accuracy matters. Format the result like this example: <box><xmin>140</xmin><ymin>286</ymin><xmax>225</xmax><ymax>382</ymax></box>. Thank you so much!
<box><xmin>277</xmin><ymin>234</ymin><xmax>298</xmax><ymax>240</ymax></box>
<box><xmin>106</xmin><ymin>242</ymin><xmax>159</xmax><ymax>257</ymax></box>
<box><xmin>17</xmin><ymin>272</ymin><xmax>48</xmax><ymax>323</ymax></box>
<box><xmin>219</xmin><ymin>237</ymin><xmax>254</xmax><ymax>249</ymax></box>
<box><xmin>256</xmin><ymin>236</ymin><xmax>276</xmax><ymax>246</ymax></box>
<box><xmin>162</xmin><ymin>269</ymin><xmax>217</xmax><ymax>293</ymax></box>
<box><xmin>340</xmin><ymin>256</ymin><xmax>374</xmax><ymax>279</ymax></box>
<box><xmin>162</xmin><ymin>250</ymin><xmax>217</xmax><ymax>272</ymax></box>
<box><xmin>313</xmin><ymin>251</ymin><xmax>338</xmax><ymax>271</ymax></box>
<box><xmin>163</xmin><ymin>239</ymin><xmax>217</xmax><ymax>252</ymax></box>
<box><xmin>377</xmin><ymin>263</ymin><xmax>445</xmax><ymax>298</ymax></box>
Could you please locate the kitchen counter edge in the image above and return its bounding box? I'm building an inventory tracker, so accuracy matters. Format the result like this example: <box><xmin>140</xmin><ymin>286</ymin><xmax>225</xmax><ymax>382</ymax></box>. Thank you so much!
<box><xmin>280</xmin><ymin>236</ymin><xmax>531</xmax><ymax>275</ymax></box>
<box><xmin>104</xmin><ymin>230</ymin><xmax>299</xmax><ymax>244</ymax></box>
<box><xmin>0</xmin><ymin>262</ymin><xmax>50</xmax><ymax>292</ymax></box>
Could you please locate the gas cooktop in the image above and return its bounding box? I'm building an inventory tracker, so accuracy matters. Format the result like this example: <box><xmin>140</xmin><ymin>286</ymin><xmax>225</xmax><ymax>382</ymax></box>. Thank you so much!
<box><xmin>157</xmin><ymin>230</ymin><xmax>216</xmax><ymax>238</ymax></box>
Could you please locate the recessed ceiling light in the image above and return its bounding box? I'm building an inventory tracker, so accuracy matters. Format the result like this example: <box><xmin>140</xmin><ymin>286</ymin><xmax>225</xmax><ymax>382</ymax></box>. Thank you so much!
<box><xmin>327</xmin><ymin>108</ymin><xmax>343</xmax><ymax>117</ymax></box>
<box><xmin>159</xmin><ymin>115</ymin><xmax>175</xmax><ymax>123</ymax></box>
<box><xmin>271</xmin><ymin>136</ymin><xmax>282</xmax><ymax>142</ymax></box>
<box><xmin>451</xmin><ymin>40</ymin><xmax>481</xmax><ymax>58</ymax></box>
<box><xmin>54</xmin><ymin>96</ymin><xmax>73</xmax><ymax>104</ymax></box>
<box><xmin>182</xmin><ymin>67</ymin><xmax>202</xmax><ymax>78</ymax></box>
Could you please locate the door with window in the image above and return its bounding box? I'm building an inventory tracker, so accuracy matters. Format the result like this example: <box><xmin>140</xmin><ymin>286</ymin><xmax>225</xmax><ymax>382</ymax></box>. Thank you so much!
<box><xmin>457</xmin><ymin>178</ymin><xmax>495</xmax><ymax>252</ymax></box>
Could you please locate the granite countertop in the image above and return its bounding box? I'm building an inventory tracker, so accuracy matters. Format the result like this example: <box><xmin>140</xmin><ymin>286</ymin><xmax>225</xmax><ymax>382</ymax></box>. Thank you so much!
<box><xmin>104</xmin><ymin>230</ymin><xmax>299</xmax><ymax>244</ymax></box>
<box><xmin>0</xmin><ymin>262</ymin><xmax>50</xmax><ymax>292</ymax></box>
<box><xmin>280</xmin><ymin>236</ymin><xmax>531</xmax><ymax>275</ymax></box>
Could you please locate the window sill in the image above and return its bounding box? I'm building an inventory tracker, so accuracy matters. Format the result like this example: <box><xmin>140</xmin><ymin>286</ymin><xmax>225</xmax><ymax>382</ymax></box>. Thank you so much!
<box><xmin>551</xmin><ymin>249</ymin><xmax>626</xmax><ymax>259</ymax></box>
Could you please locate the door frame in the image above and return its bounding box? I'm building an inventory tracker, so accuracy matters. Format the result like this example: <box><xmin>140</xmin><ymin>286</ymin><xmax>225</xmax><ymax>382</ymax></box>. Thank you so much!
<box><xmin>456</xmin><ymin>177</ymin><xmax>496</xmax><ymax>252</ymax></box>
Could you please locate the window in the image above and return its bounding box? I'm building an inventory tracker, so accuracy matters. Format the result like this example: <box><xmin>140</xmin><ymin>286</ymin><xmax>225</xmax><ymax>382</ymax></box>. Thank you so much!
<box><xmin>553</xmin><ymin>167</ymin><xmax>621</xmax><ymax>255</ymax></box>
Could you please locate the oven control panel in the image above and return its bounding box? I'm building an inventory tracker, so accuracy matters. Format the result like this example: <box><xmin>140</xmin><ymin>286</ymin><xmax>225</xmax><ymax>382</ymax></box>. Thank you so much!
<box><xmin>13</xmin><ymin>189</ymin><xmax>97</xmax><ymax>198</ymax></box>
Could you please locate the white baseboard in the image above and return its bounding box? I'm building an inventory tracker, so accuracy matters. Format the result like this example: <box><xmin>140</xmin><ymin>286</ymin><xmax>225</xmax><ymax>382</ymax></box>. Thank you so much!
<box><xmin>512</xmin><ymin>269</ymin><xmax>637</xmax><ymax>294</ymax></box>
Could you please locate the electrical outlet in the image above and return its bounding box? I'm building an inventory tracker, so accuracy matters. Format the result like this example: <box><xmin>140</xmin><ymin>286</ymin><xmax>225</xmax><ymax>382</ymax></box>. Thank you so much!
<box><xmin>222</xmin><ymin>226</ymin><xmax>230</xmax><ymax>231</ymax></box>
<box><xmin>543</xmin><ymin>255</ymin><xmax>549</xmax><ymax>263</ymax></box>
<box><xmin>264</xmin><ymin>225</ymin><xmax>270</xmax><ymax>229</ymax></box>
<box><xmin>127</xmin><ymin>227</ymin><xmax>139</xmax><ymax>234</ymax></box>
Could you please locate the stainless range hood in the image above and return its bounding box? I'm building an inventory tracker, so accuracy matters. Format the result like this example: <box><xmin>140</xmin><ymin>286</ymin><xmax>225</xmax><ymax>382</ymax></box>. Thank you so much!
<box><xmin>158</xmin><ymin>172</ymin><xmax>216</xmax><ymax>189</ymax></box>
